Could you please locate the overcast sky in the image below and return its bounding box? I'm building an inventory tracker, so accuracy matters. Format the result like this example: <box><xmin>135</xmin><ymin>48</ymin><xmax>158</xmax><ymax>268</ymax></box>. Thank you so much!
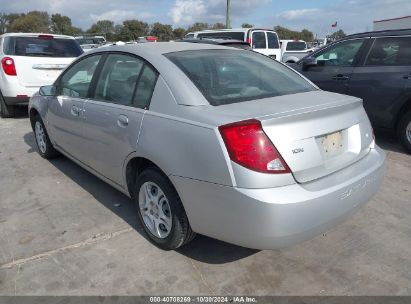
<box><xmin>0</xmin><ymin>0</ymin><xmax>409</xmax><ymax>36</ymax></box>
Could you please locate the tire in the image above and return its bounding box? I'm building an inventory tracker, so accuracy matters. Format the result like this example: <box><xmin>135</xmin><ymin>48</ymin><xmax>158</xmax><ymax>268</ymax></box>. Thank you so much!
<box><xmin>134</xmin><ymin>167</ymin><xmax>195</xmax><ymax>250</ymax></box>
<box><xmin>397</xmin><ymin>111</ymin><xmax>411</xmax><ymax>154</ymax></box>
<box><xmin>33</xmin><ymin>115</ymin><xmax>60</xmax><ymax>159</ymax></box>
<box><xmin>0</xmin><ymin>93</ymin><xmax>15</xmax><ymax>118</ymax></box>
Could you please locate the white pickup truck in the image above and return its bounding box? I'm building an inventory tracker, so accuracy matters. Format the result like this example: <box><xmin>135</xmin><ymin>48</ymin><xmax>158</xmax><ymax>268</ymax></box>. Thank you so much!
<box><xmin>280</xmin><ymin>40</ymin><xmax>314</xmax><ymax>63</ymax></box>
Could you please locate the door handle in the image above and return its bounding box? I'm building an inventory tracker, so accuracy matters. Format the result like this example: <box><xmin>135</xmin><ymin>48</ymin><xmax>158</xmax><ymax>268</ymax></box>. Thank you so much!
<box><xmin>332</xmin><ymin>74</ymin><xmax>350</xmax><ymax>81</ymax></box>
<box><xmin>403</xmin><ymin>74</ymin><xmax>411</xmax><ymax>80</ymax></box>
<box><xmin>71</xmin><ymin>105</ymin><xmax>81</xmax><ymax>116</ymax></box>
<box><xmin>117</xmin><ymin>114</ymin><xmax>129</xmax><ymax>127</ymax></box>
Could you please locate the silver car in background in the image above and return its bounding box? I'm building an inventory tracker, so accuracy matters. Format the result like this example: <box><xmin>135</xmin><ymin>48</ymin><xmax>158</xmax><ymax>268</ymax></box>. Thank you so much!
<box><xmin>29</xmin><ymin>43</ymin><xmax>386</xmax><ymax>250</ymax></box>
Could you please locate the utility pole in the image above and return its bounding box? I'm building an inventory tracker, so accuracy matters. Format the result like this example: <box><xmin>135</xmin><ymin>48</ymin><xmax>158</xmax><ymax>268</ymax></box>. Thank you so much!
<box><xmin>226</xmin><ymin>0</ymin><xmax>231</xmax><ymax>29</ymax></box>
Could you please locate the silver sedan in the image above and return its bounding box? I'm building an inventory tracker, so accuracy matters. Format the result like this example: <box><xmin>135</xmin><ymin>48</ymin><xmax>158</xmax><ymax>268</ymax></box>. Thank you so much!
<box><xmin>29</xmin><ymin>42</ymin><xmax>386</xmax><ymax>250</ymax></box>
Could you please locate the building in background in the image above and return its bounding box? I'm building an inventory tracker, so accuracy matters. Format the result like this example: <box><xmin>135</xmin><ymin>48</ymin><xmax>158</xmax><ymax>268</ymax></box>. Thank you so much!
<box><xmin>373</xmin><ymin>16</ymin><xmax>411</xmax><ymax>31</ymax></box>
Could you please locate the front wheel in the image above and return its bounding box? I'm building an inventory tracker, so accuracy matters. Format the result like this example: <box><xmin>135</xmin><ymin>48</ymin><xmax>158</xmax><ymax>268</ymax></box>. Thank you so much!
<box><xmin>398</xmin><ymin>111</ymin><xmax>411</xmax><ymax>154</ymax></box>
<box><xmin>33</xmin><ymin>116</ymin><xmax>60</xmax><ymax>159</ymax></box>
<box><xmin>134</xmin><ymin>167</ymin><xmax>195</xmax><ymax>250</ymax></box>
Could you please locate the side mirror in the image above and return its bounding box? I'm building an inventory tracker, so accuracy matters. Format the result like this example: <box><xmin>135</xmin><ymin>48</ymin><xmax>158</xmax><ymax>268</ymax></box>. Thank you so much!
<box><xmin>302</xmin><ymin>57</ymin><xmax>317</xmax><ymax>71</ymax></box>
<box><xmin>39</xmin><ymin>85</ymin><xmax>57</xmax><ymax>96</ymax></box>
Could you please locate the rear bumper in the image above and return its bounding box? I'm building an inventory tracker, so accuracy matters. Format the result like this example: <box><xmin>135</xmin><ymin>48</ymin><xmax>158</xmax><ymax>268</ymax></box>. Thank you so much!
<box><xmin>1</xmin><ymin>75</ymin><xmax>40</xmax><ymax>105</ymax></box>
<box><xmin>4</xmin><ymin>96</ymin><xmax>30</xmax><ymax>106</ymax></box>
<box><xmin>171</xmin><ymin>146</ymin><xmax>386</xmax><ymax>249</ymax></box>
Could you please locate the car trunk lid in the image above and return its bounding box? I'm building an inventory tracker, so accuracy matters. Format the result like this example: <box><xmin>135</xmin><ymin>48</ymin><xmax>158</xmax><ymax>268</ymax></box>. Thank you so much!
<box><xmin>256</xmin><ymin>93</ymin><xmax>373</xmax><ymax>183</ymax></box>
<box><xmin>13</xmin><ymin>56</ymin><xmax>73</xmax><ymax>87</ymax></box>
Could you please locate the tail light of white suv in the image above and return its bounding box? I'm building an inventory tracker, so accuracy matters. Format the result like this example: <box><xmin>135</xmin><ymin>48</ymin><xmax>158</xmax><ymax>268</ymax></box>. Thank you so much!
<box><xmin>1</xmin><ymin>57</ymin><xmax>17</xmax><ymax>76</ymax></box>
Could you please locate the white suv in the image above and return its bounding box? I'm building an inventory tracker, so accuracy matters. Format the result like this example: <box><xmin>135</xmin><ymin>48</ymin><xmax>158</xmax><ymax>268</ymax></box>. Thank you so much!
<box><xmin>0</xmin><ymin>33</ymin><xmax>83</xmax><ymax>117</ymax></box>
<box><xmin>185</xmin><ymin>28</ymin><xmax>282</xmax><ymax>61</ymax></box>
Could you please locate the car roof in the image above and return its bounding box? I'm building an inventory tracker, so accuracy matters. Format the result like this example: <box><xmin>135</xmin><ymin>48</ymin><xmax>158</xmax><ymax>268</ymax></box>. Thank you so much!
<box><xmin>0</xmin><ymin>32</ymin><xmax>75</xmax><ymax>39</ymax></box>
<box><xmin>343</xmin><ymin>28</ymin><xmax>411</xmax><ymax>39</ymax></box>
<box><xmin>88</xmin><ymin>41</ymin><xmax>232</xmax><ymax>56</ymax></box>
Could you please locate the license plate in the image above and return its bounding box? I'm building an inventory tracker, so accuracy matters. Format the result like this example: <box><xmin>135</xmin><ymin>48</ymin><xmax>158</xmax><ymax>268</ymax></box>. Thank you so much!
<box><xmin>321</xmin><ymin>130</ymin><xmax>343</xmax><ymax>155</ymax></box>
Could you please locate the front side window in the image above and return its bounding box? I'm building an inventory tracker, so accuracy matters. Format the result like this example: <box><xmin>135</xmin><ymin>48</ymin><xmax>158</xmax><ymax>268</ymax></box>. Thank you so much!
<box><xmin>267</xmin><ymin>32</ymin><xmax>279</xmax><ymax>49</ymax></box>
<box><xmin>314</xmin><ymin>39</ymin><xmax>364</xmax><ymax>66</ymax></box>
<box><xmin>365</xmin><ymin>37</ymin><xmax>411</xmax><ymax>66</ymax></box>
<box><xmin>166</xmin><ymin>49</ymin><xmax>315</xmax><ymax>106</ymax></box>
<box><xmin>94</xmin><ymin>54</ymin><xmax>144</xmax><ymax>106</ymax></box>
<box><xmin>252</xmin><ymin>32</ymin><xmax>266</xmax><ymax>49</ymax></box>
<box><xmin>60</xmin><ymin>55</ymin><xmax>101</xmax><ymax>98</ymax></box>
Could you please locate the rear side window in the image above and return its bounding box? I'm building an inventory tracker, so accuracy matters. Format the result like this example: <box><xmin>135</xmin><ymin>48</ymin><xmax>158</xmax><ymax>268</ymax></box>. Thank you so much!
<box><xmin>252</xmin><ymin>32</ymin><xmax>266</xmax><ymax>49</ymax></box>
<box><xmin>365</xmin><ymin>37</ymin><xmax>411</xmax><ymax>66</ymax></box>
<box><xmin>197</xmin><ymin>32</ymin><xmax>245</xmax><ymax>40</ymax></box>
<box><xmin>4</xmin><ymin>36</ymin><xmax>83</xmax><ymax>57</ymax></box>
<box><xmin>133</xmin><ymin>65</ymin><xmax>158</xmax><ymax>108</ymax></box>
<box><xmin>166</xmin><ymin>49</ymin><xmax>315</xmax><ymax>106</ymax></box>
<box><xmin>286</xmin><ymin>42</ymin><xmax>307</xmax><ymax>51</ymax></box>
<box><xmin>267</xmin><ymin>32</ymin><xmax>279</xmax><ymax>49</ymax></box>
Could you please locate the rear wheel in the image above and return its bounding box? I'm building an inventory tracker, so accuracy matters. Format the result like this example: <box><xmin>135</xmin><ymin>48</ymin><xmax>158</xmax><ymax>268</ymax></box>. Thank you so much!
<box><xmin>397</xmin><ymin>110</ymin><xmax>411</xmax><ymax>154</ymax></box>
<box><xmin>0</xmin><ymin>93</ymin><xmax>15</xmax><ymax>118</ymax></box>
<box><xmin>134</xmin><ymin>167</ymin><xmax>195</xmax><ymax>250</ymax></box>
<box><xmin>33</xmin><ymin>115</ymin><xmax>60</xmax><ymax>159</ymax></box>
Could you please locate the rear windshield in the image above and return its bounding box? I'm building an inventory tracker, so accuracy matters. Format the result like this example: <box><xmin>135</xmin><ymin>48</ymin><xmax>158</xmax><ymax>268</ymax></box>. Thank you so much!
<box><xmin>286</xmin><ymin>42</ymin><xmax>307</xmax><ymax>51</ymax></box>
<box><xmin>165</xmin><ymin>49</ymin><xmax>315</xmax><ymax>106</ymax></box>
<box><xmin>197</xmin><ymin>32</ymin><xmax>245</xmax><ymax>40</ymax></box>
<box><xmin>4</xmin><ymin>36</ymin><xmax>83</xmax><ymax>57</ymax></box>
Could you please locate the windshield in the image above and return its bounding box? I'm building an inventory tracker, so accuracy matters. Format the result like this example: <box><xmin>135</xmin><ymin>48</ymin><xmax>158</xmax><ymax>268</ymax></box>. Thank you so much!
<box><xmin>165</xmin><ymin>49</ymin><xmax>315</xmax><ymax>106</ymax></box>
<box><xmin>286</xmin><ymin>42</ymin><xmax>307</xmax><ymax>51</ymax></box>
<box><xmin>4</xmin><ymin>36</ymin><xmax>83</xmax><ymax>57</ymax></box>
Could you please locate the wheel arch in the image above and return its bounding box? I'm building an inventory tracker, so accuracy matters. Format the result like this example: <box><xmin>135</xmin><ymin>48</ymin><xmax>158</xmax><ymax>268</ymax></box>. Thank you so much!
<box><xmin>395</xmin><ymin>97</ymin><xmax>411</xmax><ymax>130</ymax></box>
<box><xmin>29</xmin><ymin>107</ymin><xmax>40</xmax><ymax>130</ymax></box>
<box><xmin>124</xmin><ymin>156</ymin><xmax>171</xmax><ymax>199</ymax></box>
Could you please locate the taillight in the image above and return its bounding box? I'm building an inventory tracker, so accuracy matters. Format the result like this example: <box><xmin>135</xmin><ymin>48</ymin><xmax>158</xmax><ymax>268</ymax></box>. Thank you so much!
<box><xmin>219</xmin><ymin>119</ymin><xmax>291</xmax><ymax>174</ymax></box>
<box><xmin>1</xmin><ymin>57</ymin><xmax>17</xmax><ymax>76</ymax></box>
<box><xmin>246</xmin><ymin>37</ymin><xmax>251</xmax><ymax>44</ymax></box>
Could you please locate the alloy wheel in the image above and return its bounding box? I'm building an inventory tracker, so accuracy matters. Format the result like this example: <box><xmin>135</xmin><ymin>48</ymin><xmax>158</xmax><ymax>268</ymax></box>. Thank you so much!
<box><xmin>35</xmin><ymin>121</ymin><xmax>47</xmax><ymax>154</ymax></box>
<box><xmin>406</xmin><ymin>121</ymin><xmax>411</xmax><ymax>144</ymax></box>
<box><xmin>138</xmin><ymin>181</ymin><xmax>172</xmax><ymax>238</ymax></box>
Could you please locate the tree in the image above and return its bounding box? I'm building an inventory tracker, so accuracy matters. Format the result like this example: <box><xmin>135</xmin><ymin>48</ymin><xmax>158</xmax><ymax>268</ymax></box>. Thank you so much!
<box><xmin>187</xmin><ymin>22</ymin><xmax>209</xmax><ymax>33</ymax></box>
<box><xmin>117</xmin><ymin>19</ymin><xmax>149</xmax><ymax>41</ymax></box>
<box><xmin>330</xmin><ymin>29</ymin><xmax>346</xmax><ymax>39</ymax></box>
<box><xmin>300</xmin><ymin>29</ymin><xmax>314</xmax><ymax>42</ymax></box>
<box><xmin>88</xmin><ymin>20</ymin><xmax>114</xmax><ymax>36</ymax></box>
<box><xmin>50</xmin><ymin>14</ymin><xmax>73</xmax><ymax>35</ymax></box>
<box><xmin>241</xmin><ymin>23</ymin><xmax>254</xmax><ymax>28</ymax></box>
<box><xmin>6</xmin><ymin>13</ymin><xmax>24</xmax><ymax>28</ymax></box>
<box><xmin>0</xmin><ymin>13</ymin><xmax>8</xmax><ymax>34</ymax></box>
<box><xmin>10</xmin><ymin>11</ymin><xmax>50</xmax><ymax>33</ymax></box>
<box><xmin>274</xmin><ymin>25</ymin><xmax>314</xmax><ymax>41</ymax></box>
<box><xmin>150</xmin><ymin>22</ymin><xmax>174</xmax><ymax>41</ymax></box>
<box><xmin>70</xmin><ymin>26</ymin><xmax>83</xmax><ymax>36</ymax></box>
<box><xmin>173</xmin><ymin>27</ymin><xmax>186</xmax><ymax>39</ymax></box>
<box><xmin>211</xmin><ymin>22</ymin><xmax>226</xmax><ymax>29</ymax></box>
